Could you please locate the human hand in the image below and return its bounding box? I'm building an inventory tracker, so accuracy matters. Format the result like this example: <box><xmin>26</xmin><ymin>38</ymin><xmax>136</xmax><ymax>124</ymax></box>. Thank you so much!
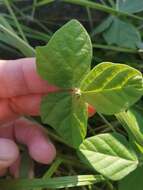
<box><xmin>0</xmin><ymin>58</ymin><xmax>58</xmax><ymax>177</ymax></box>
<box><xmin>0</xmin><ymin>57</ymin><xmax>95</xmax><ymax>177</ymax></box>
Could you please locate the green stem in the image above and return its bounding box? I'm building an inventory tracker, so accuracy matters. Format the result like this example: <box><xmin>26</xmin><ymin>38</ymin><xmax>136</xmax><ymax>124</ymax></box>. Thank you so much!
<box><xmin>34</xmin><ymin>0</ymin><xmax>54</xmax><ymax>7</ymax></box>
<box><xmin>4</xmin><ymin>0</ymin><xmax>28</xmax><ymax>43</ymax></box>
<box><xmin>106</xmin><ymin>180</ymin><xmax>115</xmax><ymax>190</ymax></box>
<box><xmin>0</xmin><ymin>24</ymin><xmax>35</xmax><ymax>57</ymax></box>
<box><xmin>12</xmin><ymin>4</ymin><xmax>52</xmax><ymax>35</ymax></box>
<box><xmin>86</xmin><ymin>7</ymin><xmax>93</xmax><ymax>31</ymax></box>
<box><xmin>99</xmin><ymin>0</ymin><xmax>107</xmax><ymax>6</ymax></box>
<box><xmin>31</xmin><ymin>0</ymin><xmax>37</xmax><ymax>18</ymax></box>
<box><xmin>97</xmin><ymin>112</ymin><xmax>116</xmax><ymax>133</ymax></box>
<box><xmin>62</xmin><ymin>0</ymin><xmax>143</xmax><ymax>21</ymax></box>
<box><xmin>108</xmin><ymin>0</ymin><xmax>115</xmax><ymax>7</ymax></box>
<box><xmin>58</xmin><ymin>154</ymin><xmax>92</xmax><ymax>170</ymax></box>
<box><xmin>93</xmin><ymin>44</ymin><xmax>138</xmax><ymax>53</ymax></box>
<box><xmin>43</xmin><ymin>158</ymin><xmax>63</xmax><ymax>178</ymax></box>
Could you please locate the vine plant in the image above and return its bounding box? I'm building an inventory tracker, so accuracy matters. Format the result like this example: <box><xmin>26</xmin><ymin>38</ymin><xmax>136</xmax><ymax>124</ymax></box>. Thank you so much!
<box><xmin>36</xmin><ymin>20</ymin><xmax>143</xmax><ymax>182</ymax></box>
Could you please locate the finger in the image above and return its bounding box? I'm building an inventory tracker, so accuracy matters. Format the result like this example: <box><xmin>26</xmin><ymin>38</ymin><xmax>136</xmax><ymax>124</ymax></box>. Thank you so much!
<box><xmin>0</xmin><ymin>95</ymin><xmax>42</xmax><ymax>124</ymax></box>
<box><xmin>0</xmin><ymin>58</ymin><xmax>58</xmax><ymax>98</ymax></box>
<box><xmin>0</xmin><ymin>121</ymin><xmax>14</xmax><ymax>139</ymax></box>
<box><xmin>14</xmin><ymin>118</ymin><xmax>56</xmax><ymax>164</ymax></box>
<box><xmin>0</xmin><ymin>122</ymin><xmax>34</xmax><ymax>178</ymax></box>
<box><xmin>10</xmin><ymin>94</ymin><xmax>42</xmax><ymax>116</ymax></box>
<box><xmin>0</xmin><ymin>138</ymin><xmax>19</xmax><ymax>170</ymax></box>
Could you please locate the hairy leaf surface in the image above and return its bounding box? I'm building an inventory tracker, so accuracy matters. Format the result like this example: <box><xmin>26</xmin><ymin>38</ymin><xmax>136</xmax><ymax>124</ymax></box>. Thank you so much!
<box><xmin>78</xmin><ymin>133</ymin><xmax>138</xmax><ymax>180</ymax></box>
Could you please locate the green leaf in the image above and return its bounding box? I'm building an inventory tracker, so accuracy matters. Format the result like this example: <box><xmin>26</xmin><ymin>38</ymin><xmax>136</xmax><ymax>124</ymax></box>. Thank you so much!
<box><xmin>117</xmin><ymin>0</ymin><xmax>143</xmax><ymax>13</ymax></box>
<box><xmin>80</xmin><ymin>62</ymin><xmax>143</xmax><ymax>115</ymax></box>
<box><xmin>0</xmin><ymin>175</ymin><xmax>105</xmax><ymax>190</ymax></box>
<box><xmin>78</xmin><ymin>133</ymin><xmax>138</xmax><ymax>181</ymax></box>
<box><xmin>91</xmin><ymin>16</ymin><xmax>113</xmax><ymax>37</ymax></box>
<box><xmin>116</xmin><ymin>107</ymin><xmax>143</xmax><ymax>146</ymax></box>
<box><xmin>103</xmin><ymin>17</ymin><xmax>141</xmax><ymax>49</ymax></box>
<box><xmin>118</xmin><ymin>165</ymin><xmax>143</xmax><ymax>190</ymax></box>
<box><xmin>36</xmin><ymin>19</ymin><xmax>92</xmax><ymax>88</ymax></box>
<box><xmin>41</xmin><ymin>92</ymin><xmax>88</xmax><ymax>148</ymax></box>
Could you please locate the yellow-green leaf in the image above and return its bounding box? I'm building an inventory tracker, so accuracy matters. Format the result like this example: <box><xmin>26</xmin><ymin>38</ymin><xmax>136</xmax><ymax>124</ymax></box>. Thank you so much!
<box><xmin>81</xmin><ymin>62</ymin><xmax>143</xmax><ymax>115</ymax></box>
<box><xmin>78</xmin><ymin>133</ymin><xmax>138</xmax><ymax>180</ymax></box>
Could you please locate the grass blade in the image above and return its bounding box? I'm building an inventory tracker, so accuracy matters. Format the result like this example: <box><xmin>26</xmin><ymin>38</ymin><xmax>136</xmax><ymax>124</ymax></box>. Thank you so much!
<box><xmin>0</xmin><ymin>24</ymin><xmax>35</xmax><ymax>57</ymax></box>
<box><xmin>4</xmin><ymin>0</ymin><xmax>28</xmax><ymax>43</ymax></box>
<box><xmin>0</xmin><ymin>175</ymin><xmax>105</xmax><ymax>190</ymax></box>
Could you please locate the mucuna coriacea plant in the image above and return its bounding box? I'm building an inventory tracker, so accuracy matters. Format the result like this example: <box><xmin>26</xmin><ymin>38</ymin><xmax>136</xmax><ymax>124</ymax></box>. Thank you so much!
<box><xmin>36</xmin><ymin>20</ymin><xmax>143</xmax><ymax>181</ymax></box>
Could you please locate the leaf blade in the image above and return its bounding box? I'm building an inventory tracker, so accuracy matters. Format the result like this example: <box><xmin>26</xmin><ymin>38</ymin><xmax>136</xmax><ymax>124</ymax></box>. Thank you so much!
<box><xmin>36</xmin><ymin>19</ymin><xmax>92</xmax><ymax>88</ymax></box>
<box><xmin>103</xmin><ymin>17</ymin><xmax>141</xmax><ymax>49</ymax></box>
<box><xmin>116</xmin><ymin>107</ymin><xmax>143</xmax><ymax>146</ymax></box>
<box><xmin>81</xmin><ymin>62</ymin><xmax>143</xmax><ymax>115</ymax></box>
<box><xmin>78</xmin><ymin>133</ymin><xmax>138</xmax><ymax>180</ymax></box>
<box><xmin>117</xmin><ymin>0</ymin><xmax>143</xmax><ymax>13</ymax></box>
<box><xmin>41</xmin><ymin>92</ymin><xmax>88</xmax><ymax>148</ymax></box>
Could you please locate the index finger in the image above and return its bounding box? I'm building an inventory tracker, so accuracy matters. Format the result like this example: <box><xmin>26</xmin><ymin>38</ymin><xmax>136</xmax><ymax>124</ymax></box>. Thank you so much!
<box><xmin>0</xmin><ymin>58</ymin><xmax>58</xmax><ymax>98</ymax></box>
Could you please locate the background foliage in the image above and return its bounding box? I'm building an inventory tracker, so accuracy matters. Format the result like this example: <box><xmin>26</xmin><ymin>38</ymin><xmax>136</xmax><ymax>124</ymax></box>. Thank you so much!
<box><xmin>1</xmin><ymin>0</ymin><xmax>143</xmax><ymax>190</ymax></box>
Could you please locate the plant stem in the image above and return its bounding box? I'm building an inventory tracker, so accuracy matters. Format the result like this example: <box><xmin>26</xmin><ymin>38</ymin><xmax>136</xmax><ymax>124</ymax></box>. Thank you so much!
<box><xmin>97</xmin><ymin>112</ymin><xmax>116</xmax><ymax>132</ymax></box>
<box><xmin>4</xmin><ymin>0</ymin><xmax>28</xmax><ymax>43</ymax></box>
<box><xmin>93</xmin><ymin>44</ymin><xmax>138</xmax><ymax>53</ymax></box>
<box><xmin>31</xmin><ymin>0</ymin><xmax>37</xmax><ymax>18</ymax></box>
<box><xmin>86</xmin><ymin>7</ymin><xmax>93</xmax><ymax>31</ymax></box>
<box><xmin>99</xmin><ymin>0</ymin><xmax>107</xmax><ymax>6</ymax></box>
<box><xmin>108</xmin><ymin>0</ymin><xmax>115</xmax><ymax>7</ymax></box>
<box><xmin>58</xmin><ymin>154</ymin><xmax>91</xmax><ymax>170</ymax></box>
<box><xmin>0</xmin><ymin>24</ymin><xmax>35</xmax><ymax>57</ymax></box>
<box><xmin>106</xmin><ymin>180</ymin><xmax>115</xmax><ymax>190</ymax></box>
<box><xmin>62</xmin><ymin>0</ymin><xmax>143</xmax><ymax>21</ymax></box>
<box><xmin>12</xmin><ymin>4</ymin><xmax>52</xmax><ymax>35</ymax></box>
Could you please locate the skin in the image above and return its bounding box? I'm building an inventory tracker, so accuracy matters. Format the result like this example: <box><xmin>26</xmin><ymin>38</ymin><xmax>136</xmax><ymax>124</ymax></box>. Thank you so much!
<box><xmin>0</xmin><ymin>58</ymin><xmax>95</xmax><ymax>177</ymax></box>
